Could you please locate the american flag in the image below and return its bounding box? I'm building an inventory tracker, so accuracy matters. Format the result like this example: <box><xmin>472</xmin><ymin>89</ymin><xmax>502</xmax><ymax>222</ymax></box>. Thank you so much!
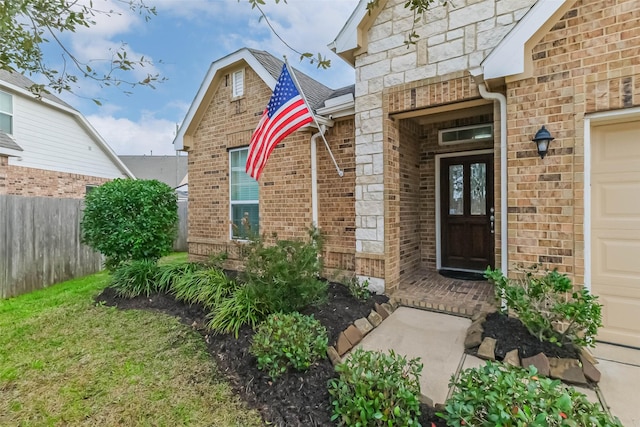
<box><xmin>246</xmin><ymin>64</ymin><xmax>314</xmax><ymax>180</ymax></box>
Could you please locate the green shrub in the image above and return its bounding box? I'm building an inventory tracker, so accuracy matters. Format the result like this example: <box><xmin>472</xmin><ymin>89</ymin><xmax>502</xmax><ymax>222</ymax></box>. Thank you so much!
<box><xmin>346</xmin><ymin>276</ymin><xmax>371</xmax><ymax>302</ymax></box>
<box><xmin>328</xmin><ymin>348</ymin><xmax>423</xmax><ymax>426</ymax></box>
<box><xmin>171</xmin><ymin>267</ymin><xmax>237</xmax><ymax>309</ymax></box>
<box><xmin>110</xmin><ymin>259</ymin><xmax>160</xmax><ymax>298</ymax></box>
<box><xmin>206</xmin><ymin>285</ymin><xmax>269</xmax><ymax>338</ymax></box>
<box><xmin>81</xmin><ymin>179</ymin><xmax>178</xmax><ymax>270</ymax></box>
<box><xmin>241</xmin><ymin>228</ymin><xmax>327</xmax><ymax>313</ymax></box>
<box><xmin>440</xmin><ymin>361</ymin><xmax>623</xmax><ymax>427</ymax></box>
<box><xmin>250</xmin><ymin>312</ymin><xmax>328</xmax><ymax>379</ymax></box>
<box><xmin>486</xmin><ymin>265</ymin><xmax>602</xmax><ymax>348</ymax></box>
<box><xmin>155</xmin><ymin>262</ymin><xmax>202</xmax><ymax>293</ymax></box>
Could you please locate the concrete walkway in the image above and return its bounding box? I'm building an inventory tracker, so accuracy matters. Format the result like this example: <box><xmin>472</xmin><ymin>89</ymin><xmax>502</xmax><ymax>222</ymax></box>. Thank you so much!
<box><xmin>353</xmin><ymin>307</ymin><xmax>640</xmax><ymax>427</ymax></box>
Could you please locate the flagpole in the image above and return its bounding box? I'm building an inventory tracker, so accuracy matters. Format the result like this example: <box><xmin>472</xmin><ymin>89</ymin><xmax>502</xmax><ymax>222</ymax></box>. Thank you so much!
<box><xmin>283</xmin><ymin>56</ymin><xmax>344</xmax><ymax>178</ymax></box>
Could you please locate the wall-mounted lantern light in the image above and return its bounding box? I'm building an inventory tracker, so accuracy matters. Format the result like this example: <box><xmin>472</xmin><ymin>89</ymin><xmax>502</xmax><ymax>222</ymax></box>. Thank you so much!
<box><xmin>532</xmin><ymin>125</ymin><xmax>554</xmax><ymax>159</ymax></box>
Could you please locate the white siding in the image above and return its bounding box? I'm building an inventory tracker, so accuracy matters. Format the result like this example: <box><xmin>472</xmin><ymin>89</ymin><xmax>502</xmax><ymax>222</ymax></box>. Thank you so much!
<box><xmin>7</xmin><ymin>95</ymin><xmax>127</xmax><ymax>179</ymax></box>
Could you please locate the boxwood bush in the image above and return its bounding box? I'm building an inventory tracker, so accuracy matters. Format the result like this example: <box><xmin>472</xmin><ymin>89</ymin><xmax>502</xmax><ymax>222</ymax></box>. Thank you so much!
<box><xmin>250</xmin><ymin>312</ymin><xmax>328</xmax><ymax>379</ymax></box>
<box><xmin>439</xmin><ymin>361</ymin><xmax>623</xmax><ymax>427</ymax></box>
<box><xmin>328</xmin><ymin>348</ymin><xmax>423</xmax><ymax>426</ymax></box>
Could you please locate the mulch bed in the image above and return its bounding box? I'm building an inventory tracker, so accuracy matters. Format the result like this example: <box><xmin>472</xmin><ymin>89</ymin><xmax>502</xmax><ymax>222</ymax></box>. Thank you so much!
<box><xmin>467</xmin><ymin>311</ymin><xmax>579</xmax><ymax>360</ymax></box>
<box><xmin>96</xmin><ymin>282</ymin><xmax>447</xmax><ymax>426</ymax></box>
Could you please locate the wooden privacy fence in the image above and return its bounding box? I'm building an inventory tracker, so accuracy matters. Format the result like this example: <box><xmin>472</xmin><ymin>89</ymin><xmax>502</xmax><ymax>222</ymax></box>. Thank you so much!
<box><xmin>173</xmin><ymin>200</ymin><xmax>188</xmax><ymax>252</ymax></box>
<box><xmin>0</xmin><ymin>195</ymin><xmax>103</xmax><ymax>299</ymax></box>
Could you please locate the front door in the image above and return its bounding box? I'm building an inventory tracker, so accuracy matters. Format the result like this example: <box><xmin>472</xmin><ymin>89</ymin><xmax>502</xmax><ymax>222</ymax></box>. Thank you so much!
<box><xmin>440</xmin><ymin>154</ymin><xmax>494</xmax><ymax>271</ymax></box>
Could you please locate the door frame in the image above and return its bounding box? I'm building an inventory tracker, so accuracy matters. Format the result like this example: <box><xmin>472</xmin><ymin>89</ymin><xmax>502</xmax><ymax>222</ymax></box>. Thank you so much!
<box><xmin>435</xmin><ymin>148</ymin><xmax>494</xmax><ymax>271</ymax></box>
<box><xmin>584</xmin><ymin>106</ymin><xmax>640</xmax><ymax>293</ymax></box>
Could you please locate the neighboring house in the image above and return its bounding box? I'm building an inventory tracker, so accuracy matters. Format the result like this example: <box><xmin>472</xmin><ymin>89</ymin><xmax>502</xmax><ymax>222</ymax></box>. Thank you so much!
<box><xmin>119</xmin><ymin>154</ymin><xmax>188</xmax><ymax>190</ymax></box>
<box><xmin>175</xmin><ymin>0</ymin><xmax>640</xmax><ymax>348</ymax></box>
<box><xmin>0</xmin><ymin>70</ymin><xmax>134</xmax><ymax>197</ymax></box>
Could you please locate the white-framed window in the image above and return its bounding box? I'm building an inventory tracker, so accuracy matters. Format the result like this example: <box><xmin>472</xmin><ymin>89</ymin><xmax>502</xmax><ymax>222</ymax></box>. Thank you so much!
<box><xmin>229</xmin><ymin>147</ymin><xmax>258</xmax><ymax>239</ymax></box>
<box><xmin>232</xmin><ymin>69</ymin><xmax>244</xmax><ymax>98</ymax></box>
<box><xmin>0</xmin><ymin>90</ymin><xmax>13</xmax><ymax>135</ymax></box>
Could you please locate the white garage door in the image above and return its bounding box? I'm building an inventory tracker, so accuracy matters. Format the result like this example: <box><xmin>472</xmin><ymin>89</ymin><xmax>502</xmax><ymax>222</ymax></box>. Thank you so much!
<box><xmin>591</xmin><ymin>118</ymin><xmax>640</xmax><ymax>348</ymax></box>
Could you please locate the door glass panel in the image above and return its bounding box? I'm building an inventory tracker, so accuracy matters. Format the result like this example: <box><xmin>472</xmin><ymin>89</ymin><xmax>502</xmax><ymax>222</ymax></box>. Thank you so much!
<box><xmin>449</xmin><ymin>164</ymin><xmax>464</xmax><ymax>215</ymax></box>
<box><xmin>470</xmin><ymin>163</ymin><xmax>486</xmax><ymax>215</ymax></box>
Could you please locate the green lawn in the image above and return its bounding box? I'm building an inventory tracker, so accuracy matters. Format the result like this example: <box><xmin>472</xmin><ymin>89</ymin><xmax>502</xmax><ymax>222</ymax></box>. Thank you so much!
<box><xmin>0</xmin><ymin>254</ymin><xmax>262</xmax><ymax>427</ymax></box>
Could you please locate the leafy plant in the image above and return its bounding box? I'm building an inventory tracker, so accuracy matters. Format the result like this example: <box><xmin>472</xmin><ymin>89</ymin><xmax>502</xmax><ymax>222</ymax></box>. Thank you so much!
<box><xmin>250</xmin><ymin>312</ymin><xmax>328</xmax><ymax>379</ymax></box>
<box><xmin>346</xmin><ymin>276</ymin><xmax>371</xmax><ymax>302</ymax></box>
<box><xmin>486</xmin><ymin>265</ymin><xmax>602</xmax><ymax>348</ymax></box>
<box><xmin>207</xmin><ymin>285</ymin><xmax>269</xmax><ymax>338</ymax></box>
<box><xmin>328</xmin><ymin>348</ymin><xmax>423</xmax><ymax>426</ymax></box>
<box><xmin>439</xmin><ymin>361</ymin><xmax>623</xmax><ymax>427</ymax></box>
<box><xmin>241</xmin><ymin>227</ymin><xmax>327</xmax><ymax>313</ymax></box>
<box><xmin>81</xmin><ymin>179</ymin><xmax>178</xmax><ymax>271</ymax></box>
<box><xmin>155</xmin><ymin>262</ymin><xmax>202</xmax><ymax>293</ymax></box>
<box><xmin>110</xmin><ymin>259</ymin><xmax>160</xmax><ymax>298</ymax></box>
<box><xmin>171</xmin><ymin>267</ymin><xmax>237</xmax><ymax>309</ymax></box>
<box><xmin>206</xmin><ymin>251</ymin><xmax>229</xmax><ymax>270</ymax></box>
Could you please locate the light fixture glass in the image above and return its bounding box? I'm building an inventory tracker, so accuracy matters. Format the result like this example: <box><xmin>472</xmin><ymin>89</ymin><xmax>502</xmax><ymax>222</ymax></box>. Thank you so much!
<box><xmin>532</xmin><ymin>125</ymin><xmax>554</xmax><ymax>159</ymax></box>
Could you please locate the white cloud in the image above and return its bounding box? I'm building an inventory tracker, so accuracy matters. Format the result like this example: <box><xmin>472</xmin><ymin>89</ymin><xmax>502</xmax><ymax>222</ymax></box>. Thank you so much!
<box><xmin>87</xmin><ymin>113</ymin><xmax>178</xmax><ymax>155</ymax></box>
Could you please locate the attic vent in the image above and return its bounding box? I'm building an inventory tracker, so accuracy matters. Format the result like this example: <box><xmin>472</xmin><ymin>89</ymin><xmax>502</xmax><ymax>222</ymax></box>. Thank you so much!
<box><xmin>439</xmin><ymin>124</ymin><xmax>493</xmax><ymax>145</ymax></box>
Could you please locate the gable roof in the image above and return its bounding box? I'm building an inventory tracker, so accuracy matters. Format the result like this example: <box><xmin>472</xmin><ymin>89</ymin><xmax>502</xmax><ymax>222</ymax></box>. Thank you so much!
<box><xmin>249</xmin><ymin>49</ymin><xmax>335</xmax><ymax>110</ymax></box>
<box><xmin>330</xmin><ymin>0</ymin><xmax>571</xmax><ymax>82</ymax></box>
<box><xmin>475</xmin><ymin>0</ymin><xmax>573</xmax><ymax>82</ymax></box>
<box><xmin>119</xmin><ymin>155</ymin><xmax>188</xmax><ymax>188</ymax></box>
<box><xmin>0</xmin><ymin>71</ymin><xmax>134</xmax><ymax>178</ymax></box>
<box><xmin>0</xmin><ymin>130</ymin><xmax>23</xmax><ymax>157</ymax></box>
<box><xmin>173</xmin><ymin>48</ymin><xmax>350</xmax><ymax>151</ymax></box>
<box><xmin>0</xmin><ymin>69</ymin><xmax>74</xmax><ymax>109</ymax></box>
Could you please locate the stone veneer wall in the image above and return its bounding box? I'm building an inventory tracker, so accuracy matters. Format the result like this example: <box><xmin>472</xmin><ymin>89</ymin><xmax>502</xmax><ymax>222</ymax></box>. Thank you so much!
<box><xmin>186</xmin><ymin>64</ymin><xmax>356</xmax><ymax>274</ymax></box>
<box><xmin>354</xmin><ymin>0</ymin><xmax>536</xmax><ymax>289</ymax></box>
<box><xmin>1</xmin><ymin>163</ymin><xmax>109</xmax><ymax>198</ymax></box>
<box><xmin>506</xmin><ymin>0</ymin><xmax>640</xmax><ymax>284</ymax></box>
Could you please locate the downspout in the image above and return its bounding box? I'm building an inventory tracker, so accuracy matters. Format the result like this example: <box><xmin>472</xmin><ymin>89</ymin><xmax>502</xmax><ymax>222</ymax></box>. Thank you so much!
<box><xmin>477</xmin><ymin>83</ymin><xmax>508</xmax><ymax>275</ymax></box>
<box><xmin>310</xmin><ymin>125</ymin><xmax>327</xmax><ymax>227</ymax></box>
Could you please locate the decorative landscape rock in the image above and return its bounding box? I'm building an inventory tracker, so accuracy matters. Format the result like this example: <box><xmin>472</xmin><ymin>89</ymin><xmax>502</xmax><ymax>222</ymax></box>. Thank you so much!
<box><xmin>344</xmin><ymin>324</ymin><xmax>363</xmax><ymax>346</ymax></box>
<box><xmin>354</xmin><ymin>317</ymin><xmax>374</xmax><ymax>336</ymax></box>
<box><xmin>560</xmin><ymin>366</ymin><xmax>588</xmax><ymax>385</ymax></box>
<box><xmin>504</xmin><ymin>349</ymin><xmax>520</xmax><ymax>367</ymax></box>
<box><xmin>580</xmin><ymin>355</ymin><xmax>602</xmax><ymax>383</ymax></box>
<box><xmin>367</xmin><ymin>310</ymin><xmax>383</xmax><ymax>327</ymax></box>
<box><xmin>580</xmin><ymin>348</ymin><xmax>599</xmax><ymax>365</ymax></box>
<box><xmin>335</xmin><ymin>332</ymin><xmax>352</xmax><ymax>356</ymax></box>
<box><xmin>327</xmin><ymin>346</ymin><xmax>341</xmax><ymax>366</ymax></box>
<box><xmin>374</xmin><ymin>302</ymin><xmax>391</xmax><ymax>320</ymax></box>
<box><xmin>471</xmin><ymin>311</ymin><xmax>487</xmax><ymax>323</ymax></box>
<box><xmin>550</xmin><ymin>358</ymin><xmax>580</xmax><ymax>379</ymax></box>
<box><xmin>464</xmin><ymin>330</ymin><xmax>483</xmax><ymax>349</ymax></box>
<box><xmin>463</xmin><ymin>312</ymin><xmax>603</xmax><ymax>387</ymax></box>
<box><xmin>381</xmin><ymin>302</ymin><xmax>395</xmax><ymax>315</ymax></box>
<box><xmin>477</xmin><ymin>337</ymin><xmax>497</xmax><ymax>360</ymax></box>
<box><xmin>522</xmin><ymin>352</ymin><xmax>550</xmax><ymax>377</ymax></box>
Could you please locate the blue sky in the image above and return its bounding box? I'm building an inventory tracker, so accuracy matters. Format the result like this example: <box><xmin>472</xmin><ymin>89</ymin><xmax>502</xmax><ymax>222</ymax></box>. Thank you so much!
<box><xmin>47</xmin><ymin>0</ymin><xmax>359</xmax><ymax>155</ymax></box>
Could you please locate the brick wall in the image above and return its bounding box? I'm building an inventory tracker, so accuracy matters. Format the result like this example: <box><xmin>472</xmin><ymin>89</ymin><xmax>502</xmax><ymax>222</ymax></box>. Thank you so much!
<box><xmin>354</xmin><ymin>0</ymin><xmax>536</xmax><ymax>261</ymax></box>
<box><xmin>186</xmin><ymin>64</ymin><xmax>357</xmax><ymax>275</ymax></box>
<box><xmin>506</xmin><ymin>0</ymin><xmax>640</xmax><ymax>284</ymax></box>
<box><xmin>419</xmin><ymin>114</ymin><xmax>495</xmax><ymax>268</ymax></box>
<box><xmin>399</xmin><ymin>119</ymin><xmax>422</xmax><ymax>281</ymax></box>
<box><xmin>3</xmin><ymin>163</ymin><xmax>109</xmax><ymax>198</ymax></box>
<box><xmin>383</xmin><ymin>75</ymin><xmax>495</xmax><ymax>291</ymax></box>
